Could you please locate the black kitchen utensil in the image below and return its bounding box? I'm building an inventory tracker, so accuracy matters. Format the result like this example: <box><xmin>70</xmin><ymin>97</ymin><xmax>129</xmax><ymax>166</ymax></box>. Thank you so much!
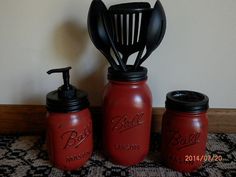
<box><xmin>133</xmin><ymin>0</ymin><xmax>166</xmax><ymax>70</ymax></box>
<box><xmin>108</xmin><ymin>2</ymin><xmax>152</xmax><ymax>65</ymax></box>
<box><xmin>87</xmin><ymin>0</ymin><xmax>127</xmax><ymax>71</ymax></box>
<box><xmin>103</xmin><ymin>12</ymin><xmax>127</xmax><ymax>71</ymax></box>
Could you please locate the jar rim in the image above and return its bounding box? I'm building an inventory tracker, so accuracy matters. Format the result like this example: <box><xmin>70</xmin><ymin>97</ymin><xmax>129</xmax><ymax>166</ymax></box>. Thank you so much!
<box><xmin>165</xmin><ymin>90</ymin><xmax>209</xmax><ymax>112</ymax></box>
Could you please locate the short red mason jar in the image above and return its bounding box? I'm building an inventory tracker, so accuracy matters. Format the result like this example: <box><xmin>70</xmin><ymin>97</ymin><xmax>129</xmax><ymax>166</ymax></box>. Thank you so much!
<box><xmin>103</xmin><ymin>66</ymin><xmax>152</xmax><ymax>166</ymax></box>
<box><xmin>46</xmin><ymin>67</ymin><xmax>93</xmax><ymax>171</ymax></box>
<box><xmin>161</xmin><ymin>90</ymin><xmax>209</xmax><ymax>172</ymax></box>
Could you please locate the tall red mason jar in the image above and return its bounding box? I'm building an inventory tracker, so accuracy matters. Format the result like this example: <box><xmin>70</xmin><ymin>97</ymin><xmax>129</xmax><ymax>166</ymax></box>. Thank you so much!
<box><xmin>46</xmin><ymin>67</ymin><xmax>93</xmax><ymax>171</ymax></box>
<box><xmin>161</xmin><ymin>90</ymin><xmax>209</xmax><ymax>172</ymax></box>
<box><xmin>103</xmin><ymin>66</ymin><xmax>152</xmax><ymax>166</ymax></box>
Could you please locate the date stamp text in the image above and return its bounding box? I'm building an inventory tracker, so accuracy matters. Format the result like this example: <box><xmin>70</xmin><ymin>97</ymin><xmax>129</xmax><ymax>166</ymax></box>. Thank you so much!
<box><xmin>185</xmin><ymin>155</ymin><xmax>222</xmax><ymax>162</ymax></box>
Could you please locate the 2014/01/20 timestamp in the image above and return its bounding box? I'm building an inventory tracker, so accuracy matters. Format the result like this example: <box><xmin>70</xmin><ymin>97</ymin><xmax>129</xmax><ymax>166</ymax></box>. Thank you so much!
<box><xmin>185</xmin><ymin>155</ymin><xmax>223</xmax><ymax>162</ymax></box>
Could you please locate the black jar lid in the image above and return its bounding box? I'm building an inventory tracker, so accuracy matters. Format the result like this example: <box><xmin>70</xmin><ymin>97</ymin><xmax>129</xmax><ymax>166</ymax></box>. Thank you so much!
<box><xmin>108</xmin><ymin>65</ymin><xmax>148</xmax><ymax>81</ymax></box>
<box><xmin>165</xmin><ymin>90</ymin><xmax>209</xmax><ymax>112</ymax></box>
<box><xmin>46</xmin><ymin>90</ymin><xmax>89</xmax><ymax>113</ymax></box>
<box><xmin>46</xmin><ymin>67</ymin><xmax>89</xmax><ymax>113</ymax></box>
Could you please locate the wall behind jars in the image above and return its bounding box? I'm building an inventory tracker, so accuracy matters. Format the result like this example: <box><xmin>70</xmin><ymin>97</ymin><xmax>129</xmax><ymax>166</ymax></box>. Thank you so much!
<box><xmin>0</xmin><ymin>0</ymin><xmax>235</xmax><ymax>108</ymax></box>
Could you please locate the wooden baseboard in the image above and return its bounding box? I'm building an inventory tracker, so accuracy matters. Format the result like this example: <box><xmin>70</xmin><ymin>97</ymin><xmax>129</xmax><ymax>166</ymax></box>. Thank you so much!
<box><xmin>0</xmin><ymin>104</ymin><xmax>235</xmax><ymax>135</ymax></box>
<box><xmin>151</xmin><ymin>108</ymin><xmax>236</xmax><ymax>134</ymax></box>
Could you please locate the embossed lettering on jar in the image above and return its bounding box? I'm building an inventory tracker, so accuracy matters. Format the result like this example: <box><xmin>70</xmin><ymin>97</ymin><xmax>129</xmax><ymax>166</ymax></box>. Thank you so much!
<box><xmin>103</xmin><ymin>67</ymin><xmax>152</xmax><ymax>166</ymax></box>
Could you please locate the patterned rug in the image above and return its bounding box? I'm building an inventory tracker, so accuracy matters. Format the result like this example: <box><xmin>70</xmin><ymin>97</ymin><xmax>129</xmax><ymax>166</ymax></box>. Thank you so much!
<box><xmin>0</xmin><ymin>133</ymin><xmax>235</xmax><ymax>177</ymax></box>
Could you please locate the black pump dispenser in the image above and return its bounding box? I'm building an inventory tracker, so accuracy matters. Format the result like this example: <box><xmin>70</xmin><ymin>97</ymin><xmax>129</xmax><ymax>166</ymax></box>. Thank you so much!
<box><xmin>47</xmin><ymin>67</ymin><xmax>76</xmax><ymax>99</ymax></box>
<box><xmin>46</xmin><ymin>67</ymin><xmax>89</xmax><ymax>113</ymax></box>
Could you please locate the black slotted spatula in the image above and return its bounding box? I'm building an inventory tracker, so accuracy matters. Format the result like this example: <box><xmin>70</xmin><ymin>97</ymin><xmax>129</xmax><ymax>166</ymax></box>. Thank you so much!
<box><xmin>108</xmin><ymin>2</ymin><xmax>152</xmax><ymax>65</ymax></box>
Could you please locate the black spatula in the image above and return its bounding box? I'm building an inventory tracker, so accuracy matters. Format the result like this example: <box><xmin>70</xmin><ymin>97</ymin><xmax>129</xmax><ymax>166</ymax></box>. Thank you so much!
<box><xmin>108</xmin><ymin>2</ymin><xmax>152</xmax><ymax>65</ymax></box>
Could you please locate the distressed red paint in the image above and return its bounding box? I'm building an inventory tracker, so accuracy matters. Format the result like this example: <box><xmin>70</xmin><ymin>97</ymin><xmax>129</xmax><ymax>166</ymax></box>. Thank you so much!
<box><xmin>46</xmin><ymin>109</ymin><xmax>93</xmax><ymax>170</ymax></box>
<box><xmin>103</xmin><ymin>77</ymin><xmax>152</xmax><ymax>166</ymax></box>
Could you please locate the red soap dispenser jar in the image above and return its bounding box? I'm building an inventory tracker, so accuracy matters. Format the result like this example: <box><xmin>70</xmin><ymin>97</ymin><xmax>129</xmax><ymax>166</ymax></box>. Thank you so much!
<box><xmin>103</xmin><ymin>66</ymin><xmax>152</xmax><ymax>166</ymax></box>
<box><xmin>161</xmin><ymin>90</ymin><xmax>209</xmax><ymax>172</ymax></box>
<box><xmin>46</xmin><ymin>67</ymin><xmax>93</xmax><ymax>171</ymax></box>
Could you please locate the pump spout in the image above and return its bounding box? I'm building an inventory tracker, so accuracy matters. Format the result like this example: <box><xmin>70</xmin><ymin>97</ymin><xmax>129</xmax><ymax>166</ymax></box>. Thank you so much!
<box><xmin>47</xmin><ymin>67</ymin><xmax>72</xmax><ymax>89</ymax></box>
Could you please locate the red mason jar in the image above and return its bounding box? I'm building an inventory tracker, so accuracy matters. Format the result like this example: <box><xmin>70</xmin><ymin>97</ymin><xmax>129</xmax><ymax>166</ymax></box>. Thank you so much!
<box><xmin>161</xmin><ymin>90</ymin><xmax>209</xmax><ymax>172</ymax></box>
<box><xmin>46</xmin><ymin>67</ymin><xmax>93</xmax><ymax>170</ymax></box>
<box><xmin>103</xmin><ymin>66</ymin><xmax>152</xmax><ymax>166</ymax></box>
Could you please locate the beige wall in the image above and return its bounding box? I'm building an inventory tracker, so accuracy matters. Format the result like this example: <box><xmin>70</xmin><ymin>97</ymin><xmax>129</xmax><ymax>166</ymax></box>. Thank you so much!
<box><xmin>0</xmin><ymin>0</ymin><xmax>235</xmax><ymax>108</ymax></box>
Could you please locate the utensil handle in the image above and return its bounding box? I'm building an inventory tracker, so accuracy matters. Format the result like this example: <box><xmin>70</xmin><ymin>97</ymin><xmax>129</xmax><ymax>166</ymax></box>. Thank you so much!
<box><xmin>102</xmin><ymin>51</ymin><xmax>120</xmax><ymax>70</ymax></box>
<box><xmin>123</xmin><ymin>55</ymin><xmax>129</xmax><ymax>64</ymax></box>
<box><xmin>133</xmin><ymin>50</ymin><xmax>149</xmax><ymax>70</ymax></box>
<box><xmin>133</xmin><ymin>48</ymin><xmax>145</xmax><ymax>70</ymax></box>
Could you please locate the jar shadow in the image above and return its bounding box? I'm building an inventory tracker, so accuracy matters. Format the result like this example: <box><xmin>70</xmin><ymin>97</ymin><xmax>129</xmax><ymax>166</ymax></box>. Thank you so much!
<box><xmin>53</xmin><ymin>20</ymin><xmax>88</xmax><ymax>63</ymax></box>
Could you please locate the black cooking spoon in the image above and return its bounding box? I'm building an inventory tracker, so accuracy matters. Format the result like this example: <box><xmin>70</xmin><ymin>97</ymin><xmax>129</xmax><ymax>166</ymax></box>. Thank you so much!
<box><xmin>133</xmin><ymin>0</ymin><xmax>166</xmax><ymax>70</ymax></box>
<box><xmin>87</xmin><ymin>0</ymin><xmax>127</xmax><ymax>71</ymax></box>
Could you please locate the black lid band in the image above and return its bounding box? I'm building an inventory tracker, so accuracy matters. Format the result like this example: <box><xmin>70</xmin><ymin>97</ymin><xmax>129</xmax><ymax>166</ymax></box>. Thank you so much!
<box><xmin>46</xmin><ymin>90</ymin><xmax>89</xmax><ymax>113</ymax></box>
<box><xmin>108</xmin><ymin>66</ymin><xmax>148</xmax><ymax>82</ymax></box>
<box><xmin>165</xmin><ymin>90</ymin><xmax>209</xmax><ymax>113</ymax></box>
